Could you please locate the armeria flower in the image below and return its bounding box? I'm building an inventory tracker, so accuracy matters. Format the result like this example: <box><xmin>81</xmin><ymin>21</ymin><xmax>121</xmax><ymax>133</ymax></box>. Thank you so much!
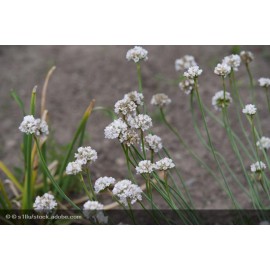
<box><xmin>66</xmin><ymin>161</ymin><xmax>82</xmax><ymax>175</ymax></box>
<box><xmin>114</xmin><ymin>98</ymin><xmax>137</xmax><ymax>116</ymax></box>
<box><xmin>124</xmin><ymin>91</ymin><xmax>144</xmax><ymax>106</ymax></box>
<box><xmin>175</xmin><ymin>55</ymin><xmax>197</xmax><ymax>71</ymax></box>
<box><xmin>112</xmin><ymin>179</ymin><xmax>143</xmax><ymax>206</ymax></box>
<box><xmin>250</xmin><ymin>161</ymin><xmax>266</xmax><ymax>173</ymax></box>
<box><xmin>75</xmin><ymin>146</ymin><xmax>97</xmax><ymax>165</ymax></box>
<box><xmin>214</xmin><ymin>63</ymin><xmax>231</xmax><ymax>77</ymax></box>
<box><xmin>151</xmin><ymin>93</ymin><xmax>171</xmax><ymax>108</ymax></box>
<box><xmin>183</xmin><ymin>66</ymin><xmax>203</xmax><ymax>79</ymax></box>
<box><xmin>242</xmin><ymin>104</ymin><xmax>257</xmax><ymax>116</ymax></box>
<box><xmin>256</xmin><ymin>137</ymin><xmax>270</xmax><ymax>151</ymax></box>
<box><xmin>144</xmin><ymin>134</ymin><xmax>163</xmax><ymax>153</ymax></box>
<box><xmin>136</xmin><ymin>160</ymin><xmax>156</xmax><ymax>174</ymax></box>
<box><xmin>119</xmin><ymin>129</ymin><xmax>140</xmax><ymax>147</ymax></box>
<box><xmin>83</xmin><ymin>201</ymin><xmax>107</xmax><ymax>222</ymax></box>
<box><xmin>104</xmin><ymin>119</ymin><xmax>128</xmax><ymax>140</ymax></box>
<box><xmin>94</xmin><ymin>176</ymin><xmax>116</xmax><ymax>193</ymax></box>
<box><xmin>240</xmin><ymin>51</ymin><xmax>254</xmax><ymax>64</ymax></box>
<box><xmin>19</xmin><ymin>115</ymin><xmax>49</xmax><ymax>136</ymax></box>
<box><xmin>212</xmin><ymin>90</ymin><xmax>232</xmax><ymax>110</ymax></box>
<box><xmin>155</xmin><ymin>157</ymin><xmax>175</xmax><ymax>171</ymax></box>
<box><xmin>83</xmin><ymin>200</ymin><xmax>104</xmax><ymax>210</ymax></box>
<box><xmin>126</xmin><ymin>46</ymin><xmax>148</xmax><ymax>63</ymax></box>
<box><xmin>33</xmin><ymin>193</ymin><xmax>57</xmax><ymax>212</ymax></box>
<box><xmin>127</xmin><ymin>114</ymin><xmax>152</xmax><ymax>131</ymax></box>
<box><xmin>222</xmin><ymin>54</ymin><xmax>241</xmax><ymax>71</ymax></box>
<box><xmin>258</xmin><ymin>78</ymin><xmax>270</xmax><ymax>88</ymax></box>
<box><xmin>179</xmin><ymin>78</ymin><xmax>195</xmax><ymax>95</ymax></box>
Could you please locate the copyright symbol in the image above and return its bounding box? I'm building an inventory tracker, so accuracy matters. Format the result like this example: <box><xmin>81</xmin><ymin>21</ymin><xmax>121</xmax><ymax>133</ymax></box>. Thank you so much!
<box><xmin>5</xmin><ymin>214</ymin><xmax>10</xmax><ymax>219</ymax></box>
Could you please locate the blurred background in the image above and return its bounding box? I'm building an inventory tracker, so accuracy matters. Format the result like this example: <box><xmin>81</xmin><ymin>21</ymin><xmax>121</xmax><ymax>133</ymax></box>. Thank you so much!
<box><xmin>0</xmin><ymin>45</ymin><xmax>270</xmax><ymax>208</ymax></box>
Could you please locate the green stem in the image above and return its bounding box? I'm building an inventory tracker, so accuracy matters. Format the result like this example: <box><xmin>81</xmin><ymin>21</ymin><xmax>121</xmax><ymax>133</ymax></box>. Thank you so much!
<box><xmin>136</xmin><ymin>63</ymin><xmax>143</xmax><ymax>94</ymax></box>
<box><xmin>79</xmin><ymin>173</ymin><xmax>94</xmax><ymax>201</ymax></box>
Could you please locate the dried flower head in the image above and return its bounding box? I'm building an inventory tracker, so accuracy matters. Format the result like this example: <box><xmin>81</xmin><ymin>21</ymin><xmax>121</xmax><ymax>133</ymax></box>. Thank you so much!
<box><xmin>155</xmin><ymin>157</ymin><xmax>175</xmax><ymax>171</ymax></box>
<box><xmin>94</xmin><ymin>176</ymin><xmax>116</xmax><ymax>193</ymax></box>
<box><xmin>126</xmin><ymin>46</ymin><xmax>148</xmax><ymax>63</ymax></box>
<box><xmin>119</xmin><ymin>129</ymin><xmax>140</xmax><ymax>147</ymax></box>
<box><xmin>104</xmin><ymin>119</ymin><xmax>128</xmax><ymax>140</ymax></box>
<box><xmin>212</xmin><ymin>91</ymin><xmax>232</xmax><ymax>110</ymax></box>
<box><xmin>112</xmin><ymin>179</ymin><xmax>143</xmax><ymax>206</ymax></box>
<box><xmin>136</xmin><ymin>160</ymin><xmax>156</xmax><ymax>174</ymax></box>
<box><xmin>75</xmin><ymin>146</ymin><xmax>98</xmax><ymax>165</ymax></box>
<box><xmin>242</xmin><ymin>104</ymin><xmax>257</xmax><ymax>116</ymax></box>
<box><xmin>124</xmin><ymin>91</ymin><xmax>144</xmax><ymax>106</ymax></box>
<box><xmin>66</xmin><ymin>161</ymin><xmax>82</xmax><ymax>175</ymax></box>
<box><xmin>222</xmin><ymin>54</ymin><xmax>241</xmax><ymax>71</ymax></box>
<box><xmin>184</xmin><ymin>66</ymin><xmax>203</xmax><ymax>79</ymax></box>
<box><xmin>258</xmin><ymin>78</ymin><xmax>270</xmax><ymax>88</ymax></box>
<box><xmin>179</xmin><ymin>78</ymin><xmax>195</xmax><ymax>95</ymax></box>
<box><xmin>114</xmin><ymin>98</ymin><xmax>137</xmax><ymax>116</ymax></box>
<box><xmin>240</xmin><ymin>51</ymin><xmax>254</xmax><ymax>64</ymax></box>
<box><xmin>151</xmin><ymin>93</ymin><xmax>171</xmax><ymax>108</ymax></box>
<box><xmin>33</xmin><ymin>193</ymin><xmax>57</xmax><ymax>212</ymax></box>
<box><xmin>250</xmin><ymin>161</ymin><xmax>266</xmax><ymax>173</ymax></box>
<box><xmin>19</xmin><ymin>115</ymin><xmax>49</xmax><ymax>136</ymax></box>
<box><xmin>175</xmin><ymin>55</ymin><xmax>197</xmax><ymax>71</ymax></box>
<box><xmin>214</xmin><ymin>63</ymin><xmax>231</xmax><ymax>77</ymax></box>
<box><xmin>256</xmin><ymin>137</ymin><xmax>270</xmax><ymax>151</ymax></box>
<box><xmin>144</xmin><ymin>134</ymin><xmax>163</xmax><ymax>153</ymax></box>
<box><xmin>127</xmin><ymin>114</ymin><xmax>152</xmax><ymax>131</ymax></box>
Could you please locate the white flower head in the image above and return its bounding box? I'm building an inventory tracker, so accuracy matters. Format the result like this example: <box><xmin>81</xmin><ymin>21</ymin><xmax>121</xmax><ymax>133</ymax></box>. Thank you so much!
<box><xmin>104</xmin><ymin>119</ymin><xmax>128</xmax><ymax>140</ymax></box>
<box><xmin>212</xmin><ymin>90</ymin><xmax>232</xmax><ymax>110</ymax></box>
<box><xmin>66</xmin><ymin>161</ymin><xmax>82</xmax><ymax>175</ymax></box>
<box><xmin>222</xmin><ymin>54</ymin><xmax>241</xmax><ymax>71</ymax></box>
<box><xmin>83</xmin><ymin>200</ymin><xmax>104</xmax><ymax>211</ymax></box>
<box><xmin>240</xmin><ymin>51</ymin><xmax>254</xmax><ymax>64</ymax></box>
<box><xmin>114</xmin><ymin>98</ymin><xmax>137</xmax><ymax>117</ymax></box>
<box><xmin>136</xmin><ymin>160</ymin><xmax>156</xmax><ymax>174</ymax></box>
<box><xmin>184</xmin><ymin>66</ymin><xmax>203</xmax><ymax>79</ymax></box>
<box><xmin>250</xmin><ymin>161</ymin><xmax>266</xmax><ymax>173</ymax></box>
<box><xmin>33</xmin><ymin>193</ymin><xmax>57</xmax><ymax>212</ymax></box>
<box><xmin>75</xmin><ymin>146</ymin><xmax>97</xmax><ymax>165</ymax></box>
<box><xmin>242</xmin><ymin>104</ymin><xmax>257</xmax><ymax>116</ymax></box>
<box><xmin>214</xmin><ymin>63</ymin><xmax>231</xmax><ymax>77</ymax></box>
<box><xmin>175</xmin><ymin>55</ymin><xmax>197</xmax><ymax>71</ymax></box>
<box><xmin>83</xmin><ymin>201</ymin><xmax>106</xmax><ymax>222</ymax></box>
<box><xmin>155</xmin><ymin>157</ymin><xmax>175</xmax><ymax>171</ymax></box>
<box><xmin>258</xmin><ymin>78</ymin><xmax>270</xmax><ymax>88</ymax></box>
<box><xmin>144</xmin><ymin>134</ymin><xmax>163</xmax><ymax>153</ymax></box>
<box><xmin>126</xmin><ymin>46</ymin><xmax>148</xmax><ymax>63</ymax></box>
<box><xmin>94</xmin><ymin>176</ymin><xmax>116</xmax><ymax>193</ymax></box>
<box><xmin>179</xmin><ymin>78</ymin><xmax>195</xmax><ymax>95</ymax></box>
<box><xmin>127</xmin><ymin>114</ymin><xmax>152</xmax><ymax>131</ymax></box>
<box><xmin>151</xmin><ymin>93</ymin><xmax>171</xmax><ymax>108</ymax></box>
<box><xmin>119</xmin><ymin>129</ymin><xmax>140</xmax><ymax>147</ymax></box>
<box><xmin>124</xmin><ymin>91</ymin><xmax>144</xmax><ymax>106</ymax></box>
<box><xmin>256</xmin><ymin>137</ymin><xmax>270</xmax><ymax>151</ymax></box>
<box><xmin>19</xmin><ymin>115</ymin><xmax>49</xmax><ymax>136</ymax></box>
<box><xmin>112</xmin><ymin>179</ymin><xmax>142</xmax><ymax>206</ymax></box>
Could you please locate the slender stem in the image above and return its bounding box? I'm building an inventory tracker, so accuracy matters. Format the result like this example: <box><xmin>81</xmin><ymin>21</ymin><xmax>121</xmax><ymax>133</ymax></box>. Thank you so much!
<box><xmin>140</xmin><ymin>130</ymin><xmax>146</xmax><ymax>159</ymax></box>
<box><xmin>86</xmin><ymin>168</ymin><xmax>96</xmax><ymax>200</ymax></box>
<box><xmin>79</xmin><ymin>174</ymin><xmax>93</xmax><ymax>201</ymax></box>
<box><xmin>136</xmin><ymin>63</ymin><xmax>143</xmax><ymax>94</ymax></box>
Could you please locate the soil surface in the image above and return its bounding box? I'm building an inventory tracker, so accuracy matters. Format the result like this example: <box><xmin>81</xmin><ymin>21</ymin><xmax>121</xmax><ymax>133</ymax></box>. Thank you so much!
<box><xmin>1</xmin><ymin>45</ymin><xmax>270</xmax><ymax>209</ymax></box>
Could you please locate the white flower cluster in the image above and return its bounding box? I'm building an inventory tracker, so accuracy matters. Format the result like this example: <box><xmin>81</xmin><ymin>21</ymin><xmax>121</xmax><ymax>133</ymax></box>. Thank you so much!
<box><xmin>83</xmin><ymin>200</ymin><xmax>108</xmax><ymax>223</ymax></box>
<box><xmin>179</xmin><ymin>78</ymin><xmax>195</xmax><ymax>95</ymax></box>
<box><xmin>66</xmin><ymin>146</ymin><xmax>98</xmax><ymax>175</ymax></box>
<box><xmin>155</xmin><ymin>157</ymin><xmax>175</xmax><ymax>171</ymax></box>
<box><xmin>114</xmin><ymin>98</ymin><xmax>137</xmax><ymax>116</ymax></box>
<box><xmin>184</xmin><ymin>66</ymin><xmax>203</xmax><ymax>79</ymax></box>
<box><xmin>19</xmin><ymin>115</ymin><xmax>49</xmax><ymax>137</ymax></box>
<box><xmin>151</xmin><ymin>93</ymin><xmax>171</xmax><ymax>108</ymax></box>
<box><xmin>136</xmin><ymin>160</ymin><xmax>156</xmax><ymax>174</ymax></box>
<box><xmin>144</xmin><ymin>134</ymin><xmax>163</xmax><ymax>153</ymax></box>
<box><xmin>256</xmin><ymin>137</ymin><xmax>270</xmax><ymax>151</ymax></box>
<box><xmin>212</xmin><ymin>91</ymin><xmax>232</xmax><ymax>111</ymax></box>
<box><xmin>240</xmin><ymin>51</ymin><xmax>254</xmax><ymax>64</ymax></box>
<box><xmin>33</xmin><ymin>193</ymin><xmax>57</xmax><ymax>212</ymax></box>
<box><xmin>126</xmin><ymin>46</ymin><xmax>148</xmax><ymax>63</ymax></box>
<box><xmin>104</xmin><ymin>118</ymin><xmax>128</xmax><ymax>140</ymax></box>
<box><xmin>112</xmin><ymin>179</ymin><xmax>142</xmax><ymax>206</ymax></box>
<box><xmin>175</xmin><ymin>55</ymin><xmax>197</xmax><ymax>71</ymax></box>
<box><xmin>214</xmin><ymin>63</ymin><xmax>231</xmax><ymax>77</ymax></box>
<box><xmin>83</xmin><ymin>200</ymin><xmax>104</xmax><ymax>210</ymax></box>
<box><xmin>127</xmin><ymin>114</ymin><xmax>152</xmax><ymax>131</ymax></box>
<box><xmin>242</xmin><ymin>104</ymin><xmax>257</xmax><ymax>116</ymax></box>
<box><xmin>222</xmin><ymin>54</ymin><xmax>241</xmax><ymax>71</ymax></box>
<box><xmin>258</xmin><ymin>78</ymin><xmax>270</xmax><ymax>88</ymax></box>
<box><xmin>250</xmin><ymin>161</ymin><xmax>266</xmax><ymax>173</ymax></box>
<box><xmin>124</xmin><ymin>91</ymin><xmax>144</xmax><ymax>106</ymax></box>
<box><xmin>94</xmin><ymin>176</ymin><xmax>116</xmax><ymax>193</ymax></box>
